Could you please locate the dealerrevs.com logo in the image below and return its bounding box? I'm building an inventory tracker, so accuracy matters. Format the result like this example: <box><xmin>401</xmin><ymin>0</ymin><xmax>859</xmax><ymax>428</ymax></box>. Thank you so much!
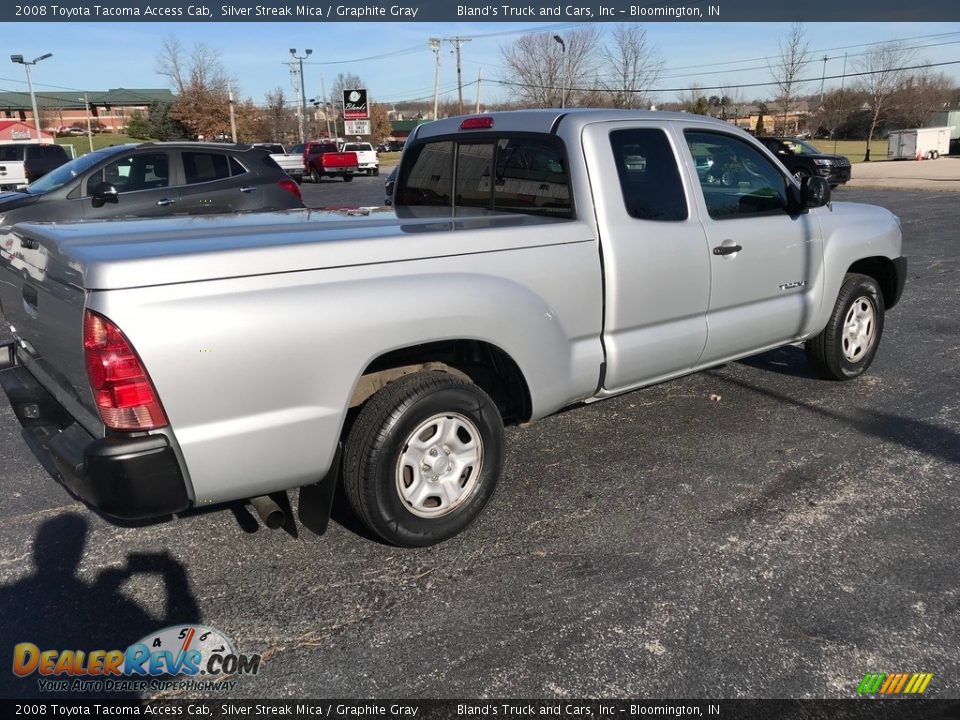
<box><xmin>13</xmin><ymin>625</ymin><xmax>260</xmax><ymax>693</ymax></box>
<box><xmin>856</xmin><ymin>673</ymin><xmax>934</xmax><ymax>695</ymax></box>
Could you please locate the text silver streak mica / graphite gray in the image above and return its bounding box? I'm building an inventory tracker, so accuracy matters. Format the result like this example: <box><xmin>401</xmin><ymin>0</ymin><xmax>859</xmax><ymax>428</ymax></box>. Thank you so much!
<box><xmin>0</xmin><ymin>110</ymin><xmax>906</xmax><ymax>546</ymax></box>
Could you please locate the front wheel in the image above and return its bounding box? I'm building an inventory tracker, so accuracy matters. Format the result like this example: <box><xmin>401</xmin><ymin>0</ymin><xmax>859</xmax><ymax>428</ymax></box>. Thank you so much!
<box><xmin>805</xmin><ymin>273</ymin><xmax>885</xmax><ymax>380</ymax></box>
<box><xmin>343</xmin><ymin>371</ymin><xmax>504</xmax><ymax>547</ymax></box>
<box><xmin>794</xmin><ymin>168</ymin><xmax>811</xmax><ymax>183</ymax></box>
<box><xmin>309</xmin><ymin>168</ymin><xmax>321</xmax><ymax>183</ymax></box>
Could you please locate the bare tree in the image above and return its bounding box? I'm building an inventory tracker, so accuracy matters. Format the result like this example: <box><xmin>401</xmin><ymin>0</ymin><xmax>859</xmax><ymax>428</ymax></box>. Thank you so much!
<box><xmin>769</xmin><ymin>22</ymin><xmax>810</xmax><ymax>136</ymax></box>
<box><xmin>500</xmin><ymin>28</ymin><xmax>599</xmax><ymax>108</ymax></box>
<box><xmin>856</xmin><ymin>41</ymin><xmax>917</xmax><ymax>160</ymax></box>
<box><xmin>155</xmin><ymin>37</ymin><xmax>232</xmax><ymax>140</ymax></box>
<box><xmin>264</xmin><ymin>88</ymin><xmax>296</xmax><ymax>144</ymax></box>
<box><xmin>600</xmin><ymin>25</ymin><xmax>663</xmax><ymax>109</ymax></box>
<box><xmin>678</xmin><ymin>83</ymin><xmax>709</xmax><ymax>115</ymax></box>
<box><xmin>891</xmin><ymin>68</ymin><xmax>955</xmax><ymax>129</ymax></box>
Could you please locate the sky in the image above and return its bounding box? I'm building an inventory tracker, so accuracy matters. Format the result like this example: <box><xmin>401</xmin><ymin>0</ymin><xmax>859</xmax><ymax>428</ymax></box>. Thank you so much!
<box><xmin>3</xmin><ymin>21</ymin><xmax>960</xmax><ymax>108</ymax></box>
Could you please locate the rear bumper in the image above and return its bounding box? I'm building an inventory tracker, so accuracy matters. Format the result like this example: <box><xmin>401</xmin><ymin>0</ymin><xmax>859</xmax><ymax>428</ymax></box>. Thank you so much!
<box><xmin>0</xmin><ymin>343</ymin><xmax>191</xmax><ymax>519</ymax></box>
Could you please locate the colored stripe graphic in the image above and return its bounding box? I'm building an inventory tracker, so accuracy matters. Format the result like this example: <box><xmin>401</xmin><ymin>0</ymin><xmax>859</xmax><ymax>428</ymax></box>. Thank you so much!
<box><xmin>857</xmin><ymin>672</ymin><xmax>933</xmax><ymax>694</ymax></box>
<box><xmin>857</xmin><ymin>673</ymin><xmax>886</xmax><ymax>694</ymax></box>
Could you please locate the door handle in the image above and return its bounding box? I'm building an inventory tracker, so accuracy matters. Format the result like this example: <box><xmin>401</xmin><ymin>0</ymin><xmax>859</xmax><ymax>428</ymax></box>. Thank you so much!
<box><xmin>239</xmin><ymin>186</ymin><xmax>257</xmax><ymax>193</ymax></box>
<box><xmin>713</xmin><ymin>244</ymin><xmax>743</xmax><ymax>256</ymax></box>
<box><xmin>156</xmin><ymin>198</ymin><xmax>175</xmax><ymax>207</ymax></box>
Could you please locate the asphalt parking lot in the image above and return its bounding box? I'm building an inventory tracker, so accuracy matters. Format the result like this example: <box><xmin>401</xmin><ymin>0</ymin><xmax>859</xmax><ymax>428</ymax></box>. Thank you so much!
<box><xmin>0</xmin><ymin>187</ymin><xmax>957</xmax><ymax>700</ymax></box>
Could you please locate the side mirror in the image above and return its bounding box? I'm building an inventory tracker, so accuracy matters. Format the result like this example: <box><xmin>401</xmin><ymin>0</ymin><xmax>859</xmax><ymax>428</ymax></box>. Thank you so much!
<box><xmin>90</xmin><ymin>182</ymin><xmax>119</xmax><ymax>208</ymax></box>
<box><xmin>802</xmin><ymin>176</ymin><xmax>831</xmax><ymax>208</ymax></box>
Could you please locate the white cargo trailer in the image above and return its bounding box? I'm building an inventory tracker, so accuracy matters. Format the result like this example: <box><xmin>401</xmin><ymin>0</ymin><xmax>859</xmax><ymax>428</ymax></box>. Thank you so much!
<box><xmin>887</xmin><ymin>127</ymin><xmax>951</xmax><ymax>160</ymax></box>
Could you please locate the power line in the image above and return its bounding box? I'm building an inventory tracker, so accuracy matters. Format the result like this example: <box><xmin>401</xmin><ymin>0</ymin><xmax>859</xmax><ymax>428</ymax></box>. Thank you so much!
<box><xmin>490</xmin><ymin>59</ymin><xmax>960</xmax><ymax>96</ymax></box>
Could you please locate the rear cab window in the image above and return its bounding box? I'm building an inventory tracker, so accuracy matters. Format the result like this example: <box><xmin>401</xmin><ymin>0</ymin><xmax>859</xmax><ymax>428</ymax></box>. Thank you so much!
<box><xmin>182</xmin><ymin>152</ymin><xmax>246</xmax><ymax>184</ymax></box>
<box><xmin>396</xmin><ymin>133</ymin><xmax>573</xmax><ymax>219</ymax></box>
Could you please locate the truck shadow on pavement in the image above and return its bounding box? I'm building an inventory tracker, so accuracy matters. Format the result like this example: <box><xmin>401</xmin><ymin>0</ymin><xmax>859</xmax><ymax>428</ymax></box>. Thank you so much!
<box><xmin>710</xmin><ymin>370</ymin><xmax>960</xmax><ymax>465</ymax></box>
<box><xmin>0</xmin><ymin>513</ymin><xmax>200</xmax><ymax>699</ymax></box>
<box><xmin>736</xmin><ymin>345</ymin><xmax>817</xmax><ymax>379</ymax></box>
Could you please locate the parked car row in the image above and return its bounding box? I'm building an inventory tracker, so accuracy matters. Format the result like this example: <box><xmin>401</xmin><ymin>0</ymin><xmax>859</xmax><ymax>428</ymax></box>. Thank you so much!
<box><xmin>254</xmin><ymin>140</ymin><xmax>382</xmax><ymax>183</ymax></box>
<box><xmin>0</xmin><ymin>142</ymin><xmax>70</xmax><ymax>191</ymax></box>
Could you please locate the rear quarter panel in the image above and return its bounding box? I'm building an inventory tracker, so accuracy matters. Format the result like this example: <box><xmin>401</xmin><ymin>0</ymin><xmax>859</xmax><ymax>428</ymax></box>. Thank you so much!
<box><xmin>88</xmin><ymin>222</ymin><xmax>604</xmax><ymax>505</ymax></box>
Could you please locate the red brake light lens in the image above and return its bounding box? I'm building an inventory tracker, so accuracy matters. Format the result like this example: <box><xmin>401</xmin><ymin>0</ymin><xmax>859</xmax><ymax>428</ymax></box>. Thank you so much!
<box><xmin>83</xmin><ymin>310</ymin><xmax>168</xmax><ymax>431</ymax></box>
<box><xmin>278</xmin><ymin>177</ymin><xmax>302</xmax><ymax>201</ymax></box>
<box><xmin>460</xmin><ymin>116</ymin><xmax>494</xmax><ymax>130</ymax></box>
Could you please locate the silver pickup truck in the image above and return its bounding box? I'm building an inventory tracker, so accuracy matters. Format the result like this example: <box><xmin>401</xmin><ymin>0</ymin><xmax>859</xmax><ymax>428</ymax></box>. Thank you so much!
<box><xmin>0</xmin><ymin>110</ymin><xmax>906</xmax><ymax>547</ymax></box>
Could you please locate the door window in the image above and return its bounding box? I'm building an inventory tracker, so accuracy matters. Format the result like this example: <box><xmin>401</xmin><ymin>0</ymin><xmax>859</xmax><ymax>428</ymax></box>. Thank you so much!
<box><xmin>684</xmin><ymin>131</ymin><xmax>789</xmax><ymax>220</ymax></box>
<box><xmin>183</xmin><ymin>152</ymin><xmax>232</xmax><ymax>184</ymax></box>
<box><xmin>609</xmin><ymin>129</ymin><xmax>687</xmax><ymax>221</ymax></box>
<box><xmin>86</xmin><ymin>152</ymin><xmax>170</xmax><ymax>194</ymax></box>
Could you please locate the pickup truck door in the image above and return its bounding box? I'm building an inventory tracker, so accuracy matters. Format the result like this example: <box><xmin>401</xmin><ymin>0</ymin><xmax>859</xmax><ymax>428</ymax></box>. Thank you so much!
<box><xmin>582</xmin><ymin>121</ymin><xmax>711</xmax><ymax>391</ymax></box>
<box><xmin>680</xmin><ymin>129</ymin><xmax>823</xmax><ymax>364</ymax></box>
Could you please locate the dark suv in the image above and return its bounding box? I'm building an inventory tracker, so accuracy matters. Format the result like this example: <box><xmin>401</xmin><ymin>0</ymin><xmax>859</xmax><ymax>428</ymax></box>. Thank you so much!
<box><xmin>757</xmin><ymin>137</ymin><xmax>851</xmax><ymax>188</ymax></box>
<box><xmin>0</xmin><ymin>142</ymin><xmax>303</xmax><ymax>225</ymax></box>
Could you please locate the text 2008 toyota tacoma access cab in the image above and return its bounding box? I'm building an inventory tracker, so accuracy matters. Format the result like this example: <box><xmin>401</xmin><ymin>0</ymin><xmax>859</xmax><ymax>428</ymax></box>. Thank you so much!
<box><xmin>0</xmin><ymin>110</ymin><xmax>906</xmax><ymax>547</ymax></box>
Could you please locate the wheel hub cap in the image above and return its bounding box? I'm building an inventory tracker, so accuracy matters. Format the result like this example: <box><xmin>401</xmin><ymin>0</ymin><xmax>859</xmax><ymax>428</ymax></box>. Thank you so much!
<box><xmin>842</xmin><ymin>295</ymin><xmax>876</xmax><ymax>362</ymax></box>
<box><xmin>396</xmin><ymin>413</ymin><xmax>483</xmax><ymax>518</ymax></box>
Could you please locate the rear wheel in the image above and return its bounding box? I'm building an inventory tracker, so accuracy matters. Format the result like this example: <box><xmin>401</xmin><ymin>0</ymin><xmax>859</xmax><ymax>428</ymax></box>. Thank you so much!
<box><xmin>343</xmin><ymin>371</ymin><xmax>504</xmax><ymax>547</ymax></box>
<box><xmin>373</xmin><ymin>167</ymin><xmax>380</xmax><ymax>177</ymax></box>
<box><xmin>805</xmin><ymin>273</ymin><xmax>885</xmax><ymax>380</ymax></box>
<box><xmin>343</xmin><ymin>174</ymin><xmax>354</xmax><ymax>183</ymax></box>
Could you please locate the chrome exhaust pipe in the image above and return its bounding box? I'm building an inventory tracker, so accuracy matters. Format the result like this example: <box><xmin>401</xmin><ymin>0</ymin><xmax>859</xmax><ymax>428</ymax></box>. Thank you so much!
<box><xmin>250</xmin><ymin>495</ymin><xmax>285</xmax><ymax>529</ymax></box>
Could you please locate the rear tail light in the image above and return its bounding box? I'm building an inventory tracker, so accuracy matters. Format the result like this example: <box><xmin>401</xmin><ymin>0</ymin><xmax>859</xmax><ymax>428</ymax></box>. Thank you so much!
<box><xmin>83</xmin><ymin>310</ymin><xmax>168</xmax><ymax>431</ymax></box>
<box><xmin>278</xmin><ymin>177</ymin><xmax>302</xmax><ymax>201</ymax></box>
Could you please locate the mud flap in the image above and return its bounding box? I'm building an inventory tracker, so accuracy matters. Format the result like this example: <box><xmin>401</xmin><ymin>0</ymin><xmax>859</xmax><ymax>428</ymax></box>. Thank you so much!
<box><xmin>297</xmin><ymin>444</ymin><xmax>341</xmax><ymax>536</ymax></box>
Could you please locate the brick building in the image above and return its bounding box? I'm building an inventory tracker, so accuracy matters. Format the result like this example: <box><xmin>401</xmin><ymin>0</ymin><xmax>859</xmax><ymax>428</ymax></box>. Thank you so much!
<box><xmin>0</xmin><ymin>88</ymin><xmax>176</xmax><ymax>134</ymax></box>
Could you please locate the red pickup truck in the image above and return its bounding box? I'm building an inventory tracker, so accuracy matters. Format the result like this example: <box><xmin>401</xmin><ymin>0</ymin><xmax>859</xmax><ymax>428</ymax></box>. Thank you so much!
<box><xmin>303</xmin><ymin>142</ymin><xmax>358</xmax><ymax>183</ymax></box>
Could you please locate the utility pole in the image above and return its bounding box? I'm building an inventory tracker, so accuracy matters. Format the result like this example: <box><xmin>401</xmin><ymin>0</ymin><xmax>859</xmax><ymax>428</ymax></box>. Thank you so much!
<box><xmin>819</xmin><ymin>55</ymin><xmax>829</xmax><ymax>104</ymax></box>
<box><xmin>10</xmin><ymin>52</ymin><xmax>52</xmax><ymax>142</ymax></box>
<box><xmin>444</xmin><ymin>37</ymin><xmax>471</xmax><ymax>114</ymax></box>
<box><xmin>475</xmin><ymin>67</ymin><xmax>482</xmax><ymax>113</ymax></box>
<box><xmin>82</xmin><ymin>92</ymin><xmax>93</xmax><ymax>153</ymax></box>
<box><xmin>319</xmin><ymin>75</ymin><xmax>332</xmax><ymax>138</ymax></box>
<box><xmin>429</xmin><ymin>37</ymin><xmax>441</xmax><ymax>120</ymax></box>
<box><xmin>228</xmin><ymin>84</ymin><xmax>238</xmax><ymax>142</ymax></box>
<box><xmin>289</xmin><ymin>48</ymin><xmax>312</xmax><ymax>144</ymax></box>
<box><xmin>834</xmin><ymin>52</ymin><xmax>848</xmax><ymax>156</ymax></box>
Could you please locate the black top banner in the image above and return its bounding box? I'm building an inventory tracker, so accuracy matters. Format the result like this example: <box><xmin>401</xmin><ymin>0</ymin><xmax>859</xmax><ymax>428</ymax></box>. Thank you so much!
<box><xmin>3</xmin><ymin>0</ymin><xmax>959</xmax><ymax>22</ymax></box>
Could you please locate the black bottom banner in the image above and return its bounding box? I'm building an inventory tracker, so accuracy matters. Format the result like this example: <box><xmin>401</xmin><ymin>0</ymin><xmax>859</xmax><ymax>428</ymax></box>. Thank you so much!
<box><xmin>2</xmin><ymin>699</ymin><xmax>959</xmax><ymax>719</ymax></box>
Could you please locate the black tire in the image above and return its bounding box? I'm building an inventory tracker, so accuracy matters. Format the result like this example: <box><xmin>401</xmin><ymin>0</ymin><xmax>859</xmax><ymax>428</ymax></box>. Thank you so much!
<box><xmin>342</xmin><ymin>174</ymin><xmax>354</xmax><ymax>183</ymax></box>
<box><xmin>343</xmin><ymin>371</ymin><xmax>504</xmax><ymax>547</ymax></box>
<box><xmin>309</xmin><ymin>168</ymin><xmax>320</xmax><ymax>183</ymax></box>
<box><xmin>373</xmin><ymin>167</ymin><xmax>380</xmax><ymax>177</ymax></box>
<box><xmin>794</xmin><ymin>167</ymin><xmax>811</xmax><ymax>183</ymax></box>
<box><xmin>805</xmin><ymin>273</ymin><xmax>885</xmax><ymax>381</ymax></box>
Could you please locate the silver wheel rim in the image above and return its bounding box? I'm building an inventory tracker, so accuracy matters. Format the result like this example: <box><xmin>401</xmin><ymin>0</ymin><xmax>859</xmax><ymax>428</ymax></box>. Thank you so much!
<box><xmin>794</xmin><ymin>170</ymin><xmax>807</xmax><ymax>181</ymax></box>
<box><xmin>395</xmin><ymin>412</ymin><xmax>483</xmax><ymax>519</ymax></box>
<box><xmin>842</xmin><ymin>295</ymin><xmax>876</xmax><ymax>362</ymax></box>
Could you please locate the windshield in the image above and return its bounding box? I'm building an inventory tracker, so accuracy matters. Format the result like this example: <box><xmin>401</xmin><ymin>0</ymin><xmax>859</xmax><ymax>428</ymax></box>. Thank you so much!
<box><xmin>26</xmin><ymin>145</ymin><xmax>134</xmax><ymax>195</ymax></box>
<box><xmin>788</xmin><ymin>139</ymin><xmax>824</xmax><ymax>155</ymax></box>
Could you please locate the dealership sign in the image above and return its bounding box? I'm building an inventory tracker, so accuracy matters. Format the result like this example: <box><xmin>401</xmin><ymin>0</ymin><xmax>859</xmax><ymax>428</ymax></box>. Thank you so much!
<box><xmin>343</xmin><ymin>89</ymin><xmax>368</xmax><ymax>120</ymax></box>
<box><xmin>344</xmin><ymin>120</ymin><xmax>371</xmax><ymax>136</ymax></box>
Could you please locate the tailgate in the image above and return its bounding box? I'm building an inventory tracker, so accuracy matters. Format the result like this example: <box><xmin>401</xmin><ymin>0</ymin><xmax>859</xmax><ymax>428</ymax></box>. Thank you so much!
<box><xmin>322</xmin><ymin>152</ymin><xmax>358</xmax><ymax>169</ymax></box>
<box><xmin>0</xmin><ymin>225</ymin><xmax>100</xmax><ymax>434</ymax></box>
<box><xmin>0</xmin><ymin>160</ymin><xmax>27</xmax><ymax>188</ymax></box>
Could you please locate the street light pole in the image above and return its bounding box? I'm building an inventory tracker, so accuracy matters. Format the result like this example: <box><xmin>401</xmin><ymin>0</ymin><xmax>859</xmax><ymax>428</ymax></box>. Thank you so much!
<box><xmin>290</xmin><ymin>48</ymin><xmax>312</xmax><ymax>144</ymax></box>
<box><xmin>552</xmin><ymin>36</ymin><xmax>566</xmax><ymax>109</ymax></box>
<box><xmin>429</xmin><ymin>38</ymin><xmax>441</xmax><ymax>120</ymax></box>
<box><xmin>82</xmin><ymin>92</ymin><xmax>93</xmax><ymax>152</ymax></box>
<box><xmin>10</xmin><ymin>52</ymin><xmax>52</xmax><ymax>142</ymax></box>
